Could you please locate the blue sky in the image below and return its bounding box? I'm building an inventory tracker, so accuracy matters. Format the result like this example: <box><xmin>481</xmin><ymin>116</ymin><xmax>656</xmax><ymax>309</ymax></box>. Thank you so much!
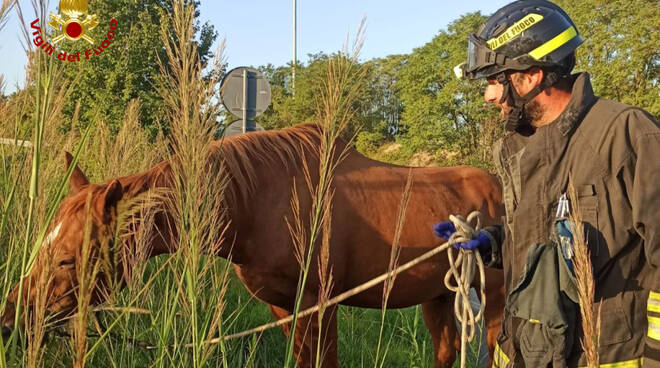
<box><xmin>0</xmin><ymin>0</ymin><xmax>510</xmax><ymax>93</ymax></box>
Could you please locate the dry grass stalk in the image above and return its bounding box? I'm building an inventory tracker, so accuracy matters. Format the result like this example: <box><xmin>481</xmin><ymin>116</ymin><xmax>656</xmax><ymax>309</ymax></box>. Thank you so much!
<box><xmin>315</xmin><ymin>188</ymin><xmax>335</xmax><ymax>367</ymax></box>
<box><xmin>116</xmin><ymin>191</ymin><xmax>162</xmax><ymax>295</ymax></box>
<box><xmin>382</xmin><ymin>170</ymin><xmax>413</xmax><ymax>304</ymax></box>
<box><xmin>283</xmin><ymin>17</ymin><xmax>369</xmax><ymax>367</ymax></box>
<box><xmin>106</xmin><ymin>99</ymin><xmax>167</xmax><ymax>177</ymax></box>
<box><xmin>71</xmin><ymin>193</ymin><xmax>103</xmax><ymax>368</ymax></box>
<box><xmin>567</xmin><ymin>177</ymin><xmax>601</xmax><ymax>368</ymax></box>
<box><xmin>0</xmin><ymin>0</ymin><xmax>13</xmax><ymax>33</ymax></box>
<box><xmin>25</xmin><ymin>248</ymin><xmax>52</xmax><ymax>368</ymax></box>
<box><xmin>374</xmin><ymin>169</ymin><xmax>413</xmax><ymax>367</ymax></box>
<box><xmin>287</xmin><ymin>180</ymin><xmax>307</xmax><ymax>268</ymax></box>
<box><xmin>156</xmin><ymin>0</ymin><xmax>230</xmax><ymax>365</ymax></box>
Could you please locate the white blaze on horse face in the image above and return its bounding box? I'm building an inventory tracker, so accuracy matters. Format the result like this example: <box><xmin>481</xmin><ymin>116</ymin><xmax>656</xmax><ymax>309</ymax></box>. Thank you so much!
<box><xmin>44</xmin><ymin>222</ymin><xmax>62</xmax><ymax>247</ymax></box>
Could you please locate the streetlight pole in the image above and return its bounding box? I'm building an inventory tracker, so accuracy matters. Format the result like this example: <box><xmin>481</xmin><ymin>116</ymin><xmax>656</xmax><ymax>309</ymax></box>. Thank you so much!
<box><xmin>292</xmin><ymin>0</ymin><xmax>297</xmax><ymax>96</ymax></box>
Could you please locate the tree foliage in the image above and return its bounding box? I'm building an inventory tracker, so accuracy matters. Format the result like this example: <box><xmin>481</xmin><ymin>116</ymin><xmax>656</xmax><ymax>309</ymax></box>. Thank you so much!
<box><xmin>556</xmin><ymin>0</ymin><xmax>659</xmax><ymax>117</ymax></box>
<box><xmin>254</xmin><ymin>1</ymin><xmax>658</xmax><ymax>167</ymax></box>
<box><xmin>394</xmin><ymin>12</ymin><xmax>500</xmax><ymax>166</ymax></box>
<box><xmin>57</xmin><ymin>0</ymin><xmax>217</xmax><ymax>137</ymax></box>
<box><xmin>256</xmin><ymin>52</ymin><xmax>393</xmax><ymax>142</ymax></box>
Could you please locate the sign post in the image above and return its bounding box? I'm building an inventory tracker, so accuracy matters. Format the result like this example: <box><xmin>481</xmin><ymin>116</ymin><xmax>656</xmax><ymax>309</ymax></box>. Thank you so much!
<box><xmin>220</xmin><ymin>66</ymin><xmax>271</xmax><ymax>137</ymax></box>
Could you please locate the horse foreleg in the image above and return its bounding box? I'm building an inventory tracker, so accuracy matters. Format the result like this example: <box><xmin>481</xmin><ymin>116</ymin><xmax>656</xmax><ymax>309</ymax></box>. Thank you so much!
<box><xmin>270</xmin><ymin>305</ymin><xmax>310</xmax><ymax>366</ymax></box>
<box><xmin>421</xmin><ymin>297</ymin><xmax>457</xmax><ymax>368</ymax></box>
<box><xmin>269</xmin><ymin>304</ymin><xmax>339</xmax><ymax>368</ymax></box>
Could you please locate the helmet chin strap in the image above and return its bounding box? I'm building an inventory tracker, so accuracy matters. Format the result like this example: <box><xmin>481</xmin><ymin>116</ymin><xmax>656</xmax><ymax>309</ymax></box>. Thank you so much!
<box><xmin>496</xmin><ymin>72</ymin><xmax>559</xmax><ymax>133</ymax></box>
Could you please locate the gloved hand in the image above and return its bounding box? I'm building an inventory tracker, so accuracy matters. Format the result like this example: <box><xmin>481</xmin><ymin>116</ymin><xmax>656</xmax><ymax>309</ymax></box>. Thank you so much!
<box><xmin>433</xmin><ymin>221</ymin><xmax>457</xmax><ymax>240</ymax></box>
<box><xmin>432</xmin><ymin>221</ymin><xmax>493</xmax><ymax>251</ymax></box>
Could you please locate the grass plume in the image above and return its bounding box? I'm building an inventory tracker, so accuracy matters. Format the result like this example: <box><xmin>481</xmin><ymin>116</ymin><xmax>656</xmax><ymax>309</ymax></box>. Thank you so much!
<box><xmin>567</xmin><ymin>177</ymin><xmax>601</xmax><ymax>368</ymax></box>
<box><xmin>283</xmin><ymin>16</ymin><xmax>369</xmax><ymax>368</ymax></box>
<box><xmin>374</xmin><ymin>169</ymin><xmax>413</xmax><ymax>367</ymax></box>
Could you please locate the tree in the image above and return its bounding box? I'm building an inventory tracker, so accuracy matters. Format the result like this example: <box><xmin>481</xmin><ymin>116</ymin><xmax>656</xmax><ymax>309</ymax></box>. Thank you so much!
<box><xmin>256</xmin><ymin>52</ymin><xmax>386</xmax><ymax>141</ymax></box>
<box><xmin>394</xmin><ymin>12</ymin><xmax>500</xmax><ymax>167</ymax></box>
<box><xmin>555</xmin><ymin>0</ymin><xmax>659</xmax><ymax>117</ymax></box>
<box><xmin>57</xmin><ymin>0</ymin><xmax>217</xmax><ymax>137</ymax></box>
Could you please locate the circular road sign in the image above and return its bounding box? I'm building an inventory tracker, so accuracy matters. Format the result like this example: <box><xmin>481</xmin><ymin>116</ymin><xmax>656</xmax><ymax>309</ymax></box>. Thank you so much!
<box><xmin>220</xmin><ymin>67</ymin><xmax>271</xmax><ymax>120</ymax></box>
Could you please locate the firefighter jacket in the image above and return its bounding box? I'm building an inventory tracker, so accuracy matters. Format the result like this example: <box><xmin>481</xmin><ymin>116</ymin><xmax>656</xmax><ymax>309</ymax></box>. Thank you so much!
<box><xmin>489</xmin><ymin>73</ymin><xmax>660</xmax><ymax>367</ymax></box>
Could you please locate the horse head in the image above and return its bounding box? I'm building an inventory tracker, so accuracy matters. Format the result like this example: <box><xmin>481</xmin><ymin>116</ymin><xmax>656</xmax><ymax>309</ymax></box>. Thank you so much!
<box><xmin>1</xmin><ymin>152</ymin><xmax>124</xmax><ymax>336</ymax></box>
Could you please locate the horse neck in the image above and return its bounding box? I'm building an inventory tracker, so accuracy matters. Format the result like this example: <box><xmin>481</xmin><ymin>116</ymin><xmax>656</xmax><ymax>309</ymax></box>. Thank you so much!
<box><xmin>116</xmin><ymin>161</ymin><xmax>177</xmax><ymax>259</ymax></box>
<box><xmin>218</xmin><ymin>130</ymin><xmax>347</xmax><ymax>264</ymax></box>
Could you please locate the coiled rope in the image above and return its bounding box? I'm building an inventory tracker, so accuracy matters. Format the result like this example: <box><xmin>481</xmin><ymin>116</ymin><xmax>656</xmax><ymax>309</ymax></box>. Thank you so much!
<box><xmin>444</xmin><ymin>212</ymin><xmax>486</xmax><ymax>368</ymax></box>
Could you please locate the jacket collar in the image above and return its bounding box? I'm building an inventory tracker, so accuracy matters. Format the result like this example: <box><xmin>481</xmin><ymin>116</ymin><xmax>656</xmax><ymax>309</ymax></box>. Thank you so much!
<box><xmin>552</xmin><ymin>72</ymin><xmax>598</xmax><ymax>136</ymax></box>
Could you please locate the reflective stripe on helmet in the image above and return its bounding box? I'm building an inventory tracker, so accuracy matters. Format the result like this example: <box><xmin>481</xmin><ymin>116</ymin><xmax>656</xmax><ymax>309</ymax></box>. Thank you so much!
<box><xmin>486</xmin><ymin>13</ymin><xmax>544</xmax><ymax>50</ymax></box>
<box><xmin>528</xmin><ymin>26</ymin><xmax>578</xmax><ymax>60</ymax></box>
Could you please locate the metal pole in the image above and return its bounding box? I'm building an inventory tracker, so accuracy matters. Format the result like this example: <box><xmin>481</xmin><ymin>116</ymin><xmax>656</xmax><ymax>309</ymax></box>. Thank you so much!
<box><xmin>242</xmin><ymin>69</ymin><xmax>247</xmax><ymax>134</ymax></box>
<box><xmin>292</xmin><ymin>0</ymin><xmax>296</xmax><ymax>96</ymax></box>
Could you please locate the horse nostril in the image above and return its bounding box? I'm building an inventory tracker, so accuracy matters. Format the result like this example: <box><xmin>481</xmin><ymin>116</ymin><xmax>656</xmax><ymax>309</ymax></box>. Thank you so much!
<box><xmin>1</xmin><ymin>302</ymin><xmax>16</xmax><ymax>341</ymax></box>
<box><xmin>1</xmin><ymin>326</ymin><xmax>11</xmax><ymax>341</ymax></box>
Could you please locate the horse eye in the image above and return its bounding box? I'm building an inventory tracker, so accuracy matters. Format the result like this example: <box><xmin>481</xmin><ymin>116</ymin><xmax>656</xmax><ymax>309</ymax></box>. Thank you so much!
<box><xmin>57</xmin><ymin>259</ymin><xmax>75</xmax><ymax>268</ymax></box>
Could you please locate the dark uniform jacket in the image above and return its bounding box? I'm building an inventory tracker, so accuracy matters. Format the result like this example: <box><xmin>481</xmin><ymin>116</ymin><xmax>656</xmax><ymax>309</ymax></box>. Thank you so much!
<box><xmin>490</xmin><ymin>73</ymin><xmax>660</xmax><ymax>368</ymax></box>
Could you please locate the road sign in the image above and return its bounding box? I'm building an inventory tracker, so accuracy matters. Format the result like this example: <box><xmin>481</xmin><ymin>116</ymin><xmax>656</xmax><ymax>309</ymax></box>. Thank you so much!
<box><xmin>220</xmin><ymin>67</ymin><xmax>271</xmax><ymax>121</ymax></box>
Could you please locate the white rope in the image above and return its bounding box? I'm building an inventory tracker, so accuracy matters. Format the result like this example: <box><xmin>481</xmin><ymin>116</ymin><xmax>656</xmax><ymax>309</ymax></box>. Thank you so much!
<box><xmin>444</xmin><ymin>211</ymin><xmax>486</xmax><ymax>368</ymax></box>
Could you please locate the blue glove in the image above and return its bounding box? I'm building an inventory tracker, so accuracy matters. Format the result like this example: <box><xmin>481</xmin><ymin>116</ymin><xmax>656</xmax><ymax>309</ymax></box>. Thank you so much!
<box><xmin>433</xmin><ymin>221</ymin><xmax>456</xmax><ymax>240</ymax></box>
<box><xmin>433</xmin><ymin>221</ymin><xmax>492</xmax><ymax>251</ymax></box>
<box><xmin>454</xmin><ymin>231</ymin><xmax>492</xmax><ymax>251</ymax></box>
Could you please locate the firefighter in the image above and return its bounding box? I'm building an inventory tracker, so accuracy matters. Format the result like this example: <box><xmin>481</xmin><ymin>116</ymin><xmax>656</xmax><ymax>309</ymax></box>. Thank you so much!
<box><xmin>434</xmin><ymin>0</ymin><xmax>660</xmax><ymax>366</ymax></box>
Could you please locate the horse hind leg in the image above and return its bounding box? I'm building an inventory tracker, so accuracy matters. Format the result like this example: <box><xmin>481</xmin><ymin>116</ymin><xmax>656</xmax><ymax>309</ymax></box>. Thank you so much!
<box><xmin>421</xmin><ymin>297</ymin><xmax>458</xmax><ymax>368</ymax></box>
<box><xmin>269</xmin><ymin>304</ymin><xmax>338</xmax><ymax>368</ymax></box>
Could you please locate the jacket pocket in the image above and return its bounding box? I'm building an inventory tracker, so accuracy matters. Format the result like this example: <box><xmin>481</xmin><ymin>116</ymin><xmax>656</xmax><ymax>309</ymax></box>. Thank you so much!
<box><xmin>520</xmin><ymin>321</ymin><xmax>547</xmax><ymax>353</ymax></box>
<box><xmin>576</xmin><ymin>184</ymin><xmax>599</xmax><ymax>250</ymax></box>
<box><xmin>519</xmin><ymin>321</ymin><xmax>554</xmax><ymax>367</ymax></box>
<box><xmin>598</xmin><ymin>298</ymin><xmax>633</xmax><ymax>346</ymax></box>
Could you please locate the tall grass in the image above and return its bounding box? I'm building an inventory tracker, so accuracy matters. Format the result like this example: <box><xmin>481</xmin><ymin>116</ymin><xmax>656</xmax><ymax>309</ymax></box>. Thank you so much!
<box><xmin>154</xmin><ymin>1</ymin><xmax>231</xmax><ymax>367</ymax></box>
<box><xmin>283</xmin><ymin>17</ymin><xmax>369</xmax><ymax>368</ymax></box>
<box><xmin>0</xmin><ymin>2</ymin><xmax>82</xmax><ymax>367</ymax></box>
<box><xmin>373</xmin><ymin>170</ymin><xmax>412</xmax><ymax>368</ymax></box>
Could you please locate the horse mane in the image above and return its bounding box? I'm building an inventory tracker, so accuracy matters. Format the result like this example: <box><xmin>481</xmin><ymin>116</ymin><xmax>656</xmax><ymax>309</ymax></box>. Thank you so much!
<box><xmin>212</xmin><ymin>123</ymin><xmax>329</xmax><ymax>207</ymax></box>
<box><xmin>73</xmin><ymin>123</ymin><xmax>338</xmax><ymax>215</ymax></box>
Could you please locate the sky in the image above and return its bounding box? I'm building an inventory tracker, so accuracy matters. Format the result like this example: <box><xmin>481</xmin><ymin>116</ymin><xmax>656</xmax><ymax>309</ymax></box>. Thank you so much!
<box><xmin>0</xmin><ymin>0</ymin><xmax>510</xmax><ymax>93</ymax></box>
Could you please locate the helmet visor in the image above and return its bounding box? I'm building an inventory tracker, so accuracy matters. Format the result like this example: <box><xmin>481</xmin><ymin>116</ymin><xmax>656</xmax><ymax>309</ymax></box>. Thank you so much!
<box><xmin>465</xmin><ymin>34</ymin><xmax>497</xmax><ymax>79</ymax></box>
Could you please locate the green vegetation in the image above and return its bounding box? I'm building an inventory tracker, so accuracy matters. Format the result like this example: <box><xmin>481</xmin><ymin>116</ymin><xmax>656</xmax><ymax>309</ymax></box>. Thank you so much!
<box><xmin>57</xmin><ymin>0</ymin><xmax>218</xmax><ymax>137</ymax></box>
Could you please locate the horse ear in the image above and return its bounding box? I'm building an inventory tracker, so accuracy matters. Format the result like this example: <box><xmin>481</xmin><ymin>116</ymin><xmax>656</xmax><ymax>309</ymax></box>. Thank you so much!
<box><xmin>64</xmin><ymin>151</ymin><xmax>89</xmax><ymax>193</ymax></box>
<box><xmin>98</xmin><ymin>180</ymin><xmax>123</xmax><ymax>221</ymax></box>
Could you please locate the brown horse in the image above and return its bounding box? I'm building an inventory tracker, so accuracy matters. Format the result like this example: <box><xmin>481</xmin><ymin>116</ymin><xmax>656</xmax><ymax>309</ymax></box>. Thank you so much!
<box><xmin>1</xmin><ymin>123</ymin><xmax>504</xmax><ymax>367</ymax></box>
